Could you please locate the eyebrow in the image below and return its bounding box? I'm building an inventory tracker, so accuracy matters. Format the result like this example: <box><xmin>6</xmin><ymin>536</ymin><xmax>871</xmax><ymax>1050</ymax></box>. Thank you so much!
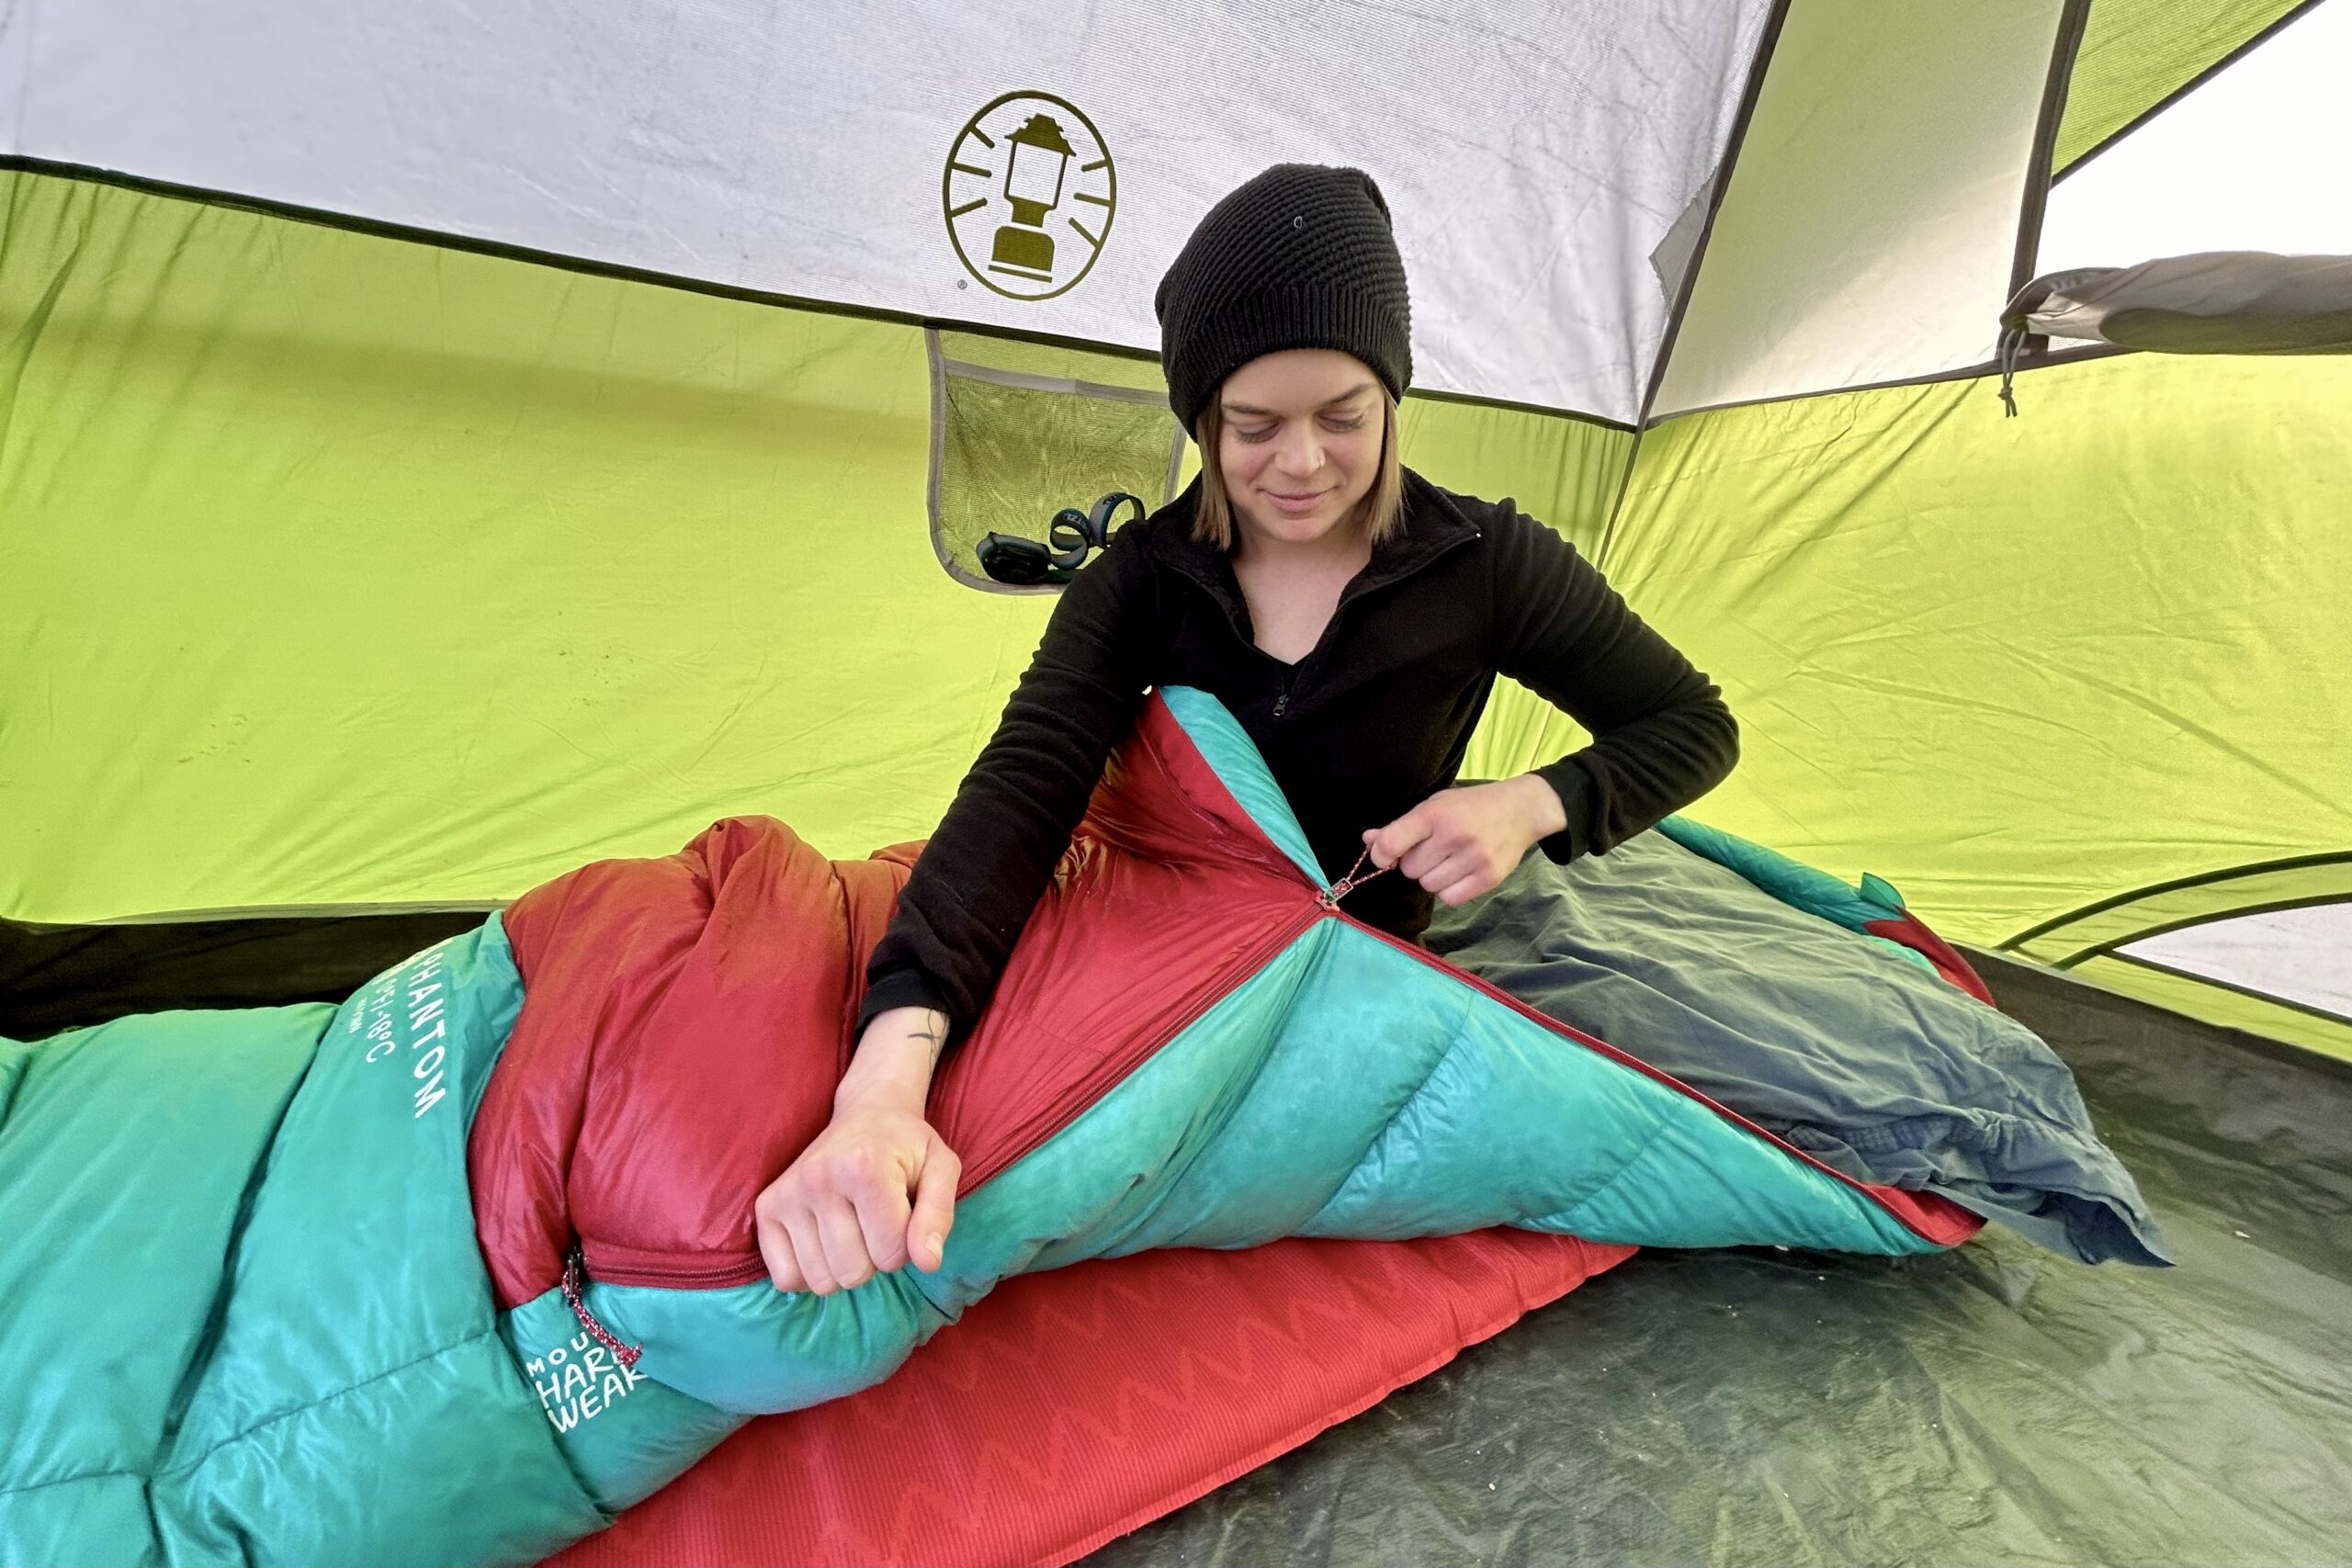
<box><xmin>1221</xmin><ymin>381</ymin><xmax>1376</xmax><ymax>417</ymax></box>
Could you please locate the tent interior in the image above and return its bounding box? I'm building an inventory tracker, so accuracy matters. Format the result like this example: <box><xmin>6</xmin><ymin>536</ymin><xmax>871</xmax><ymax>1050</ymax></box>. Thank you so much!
<box><xmin>4</xmin><ymin>0</ymin><xmax>2347</xmax><ymax>1562</ymax></box>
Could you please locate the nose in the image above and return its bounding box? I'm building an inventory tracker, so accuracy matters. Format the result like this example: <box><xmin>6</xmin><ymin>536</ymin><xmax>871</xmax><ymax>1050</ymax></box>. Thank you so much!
<box><xmin>1272</xmin><ymin>423</ymin><xmax>1324</xmax><ymax>480</ymax></box>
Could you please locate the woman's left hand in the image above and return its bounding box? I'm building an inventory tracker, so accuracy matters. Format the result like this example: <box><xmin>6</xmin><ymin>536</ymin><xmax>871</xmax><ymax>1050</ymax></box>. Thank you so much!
<box><xmin>1363</xmin><ymin>774</ymin><xmax>1568</xmax><ymax>907</ymax></box>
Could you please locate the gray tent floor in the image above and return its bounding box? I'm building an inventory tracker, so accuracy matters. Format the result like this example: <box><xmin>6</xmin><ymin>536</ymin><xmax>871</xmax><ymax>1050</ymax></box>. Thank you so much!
<box><xmin>1086</xmin><ymin>956</ymin><xmax>2352</xmax><ymax>1567</ymax></box>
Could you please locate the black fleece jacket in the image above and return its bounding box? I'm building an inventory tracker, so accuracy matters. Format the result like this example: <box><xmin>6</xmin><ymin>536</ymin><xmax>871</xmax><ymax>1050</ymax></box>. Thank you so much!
<box><xmin>859</xmin><ymin>467</ymin><xmax>1739</xmax><ymax>1041</ymax></box>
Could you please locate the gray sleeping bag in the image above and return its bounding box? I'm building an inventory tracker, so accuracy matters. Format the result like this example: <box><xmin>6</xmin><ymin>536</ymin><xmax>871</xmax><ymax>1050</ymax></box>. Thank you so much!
<box><xmin>1430</xmin><ymin>830</ymin><xmax>2170</xmax><ymax>1267</ymax></box>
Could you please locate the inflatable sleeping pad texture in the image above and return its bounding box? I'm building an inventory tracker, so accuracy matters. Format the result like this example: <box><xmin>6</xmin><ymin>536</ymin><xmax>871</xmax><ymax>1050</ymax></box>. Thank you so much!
<box><xmin>543</xmin><ymin>1230</ymin><xmax>1637</xmax><ymax>1568</ymax></box>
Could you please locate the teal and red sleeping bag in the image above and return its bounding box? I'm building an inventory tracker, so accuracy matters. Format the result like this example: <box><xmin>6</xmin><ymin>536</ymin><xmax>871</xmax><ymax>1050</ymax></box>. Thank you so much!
<box><xmin>0</xmin><ymin>689</ymin><xmax>1979</xmax><ymax>1566</ymax></box>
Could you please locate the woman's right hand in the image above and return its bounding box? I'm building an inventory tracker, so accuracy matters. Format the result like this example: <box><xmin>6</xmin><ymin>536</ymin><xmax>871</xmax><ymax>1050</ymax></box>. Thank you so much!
<box><xmin>753</xmin><ymin>1006</ymin><xmax>962</xmax><ymax>1294</ymax></box>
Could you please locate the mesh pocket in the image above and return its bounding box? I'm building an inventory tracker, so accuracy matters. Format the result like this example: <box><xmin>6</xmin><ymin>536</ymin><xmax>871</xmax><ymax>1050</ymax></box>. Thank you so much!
<box><xmin>928</xmin><ymin>329</ymin><xmax>1182</xmax><ymax>592</ymax></box>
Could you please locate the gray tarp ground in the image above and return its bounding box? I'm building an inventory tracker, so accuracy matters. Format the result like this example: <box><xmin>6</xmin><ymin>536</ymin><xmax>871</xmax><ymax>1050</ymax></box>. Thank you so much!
<box><xmin>1084</xmin><ymin>908</ymin><xmax>2352</xmax><ymax>1565</ymax></box>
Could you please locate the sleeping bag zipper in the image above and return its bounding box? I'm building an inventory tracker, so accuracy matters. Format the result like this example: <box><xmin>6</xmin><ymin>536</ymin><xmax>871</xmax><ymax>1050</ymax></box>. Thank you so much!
<box><xmin>561</xmin><ymin>1247</ymin><xmax>644</xmax><ymax>1369</ymax></box>
<box><xmin>1316</xmin><ymin>844</ymin><xmax>1392</xmax><ymax>911</ymax></box>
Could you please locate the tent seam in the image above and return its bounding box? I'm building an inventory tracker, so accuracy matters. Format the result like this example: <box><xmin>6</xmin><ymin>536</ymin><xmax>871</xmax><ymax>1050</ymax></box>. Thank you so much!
<box><xmin>2053</xmin><ymin>0</ymin><xmax>2331</xmax><ymax>183</ymax></box>
<box><xmin>1633</xmin><ymin>0</ymin><xmax>1792</xmax><ymax>434</ymax></box>
<box><xmin>0</xmin><ymin>156</ymin><xmax>1636</xmax><ymax>432</ymax></box>
<box><xmin>2086</xmin><ymin>950</ymin><xmax>2352</xmax><ymax>1029</ymax></box>
<box><xmin>2062</xmin><ymin>891</ymin><xmax>2352</xmax><ymax>967</ymax></box>
<box><xmin>2000</xmin><ymin>850</ymin><xmax>2352</xmax><ymax>952</ymax></box>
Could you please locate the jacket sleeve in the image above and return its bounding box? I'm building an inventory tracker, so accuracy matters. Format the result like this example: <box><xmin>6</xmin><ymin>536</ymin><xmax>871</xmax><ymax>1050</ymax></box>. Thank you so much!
<box><xmin>856</xmin><ymin>525</ymin><xmax>1159</xmax><ymax>1043</ymax></box>
<box><xmin>1484</xmin><ymin>500</ymin><xmax>1739</xmax><ymax>863</ymax></box>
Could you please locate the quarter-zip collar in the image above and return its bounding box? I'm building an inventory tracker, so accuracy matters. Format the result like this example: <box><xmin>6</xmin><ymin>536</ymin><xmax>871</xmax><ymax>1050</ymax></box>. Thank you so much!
<box><xmin>1149</xmin><ymin>466</ymin><xmax>1484</xmax><ymax>629</ymax></box>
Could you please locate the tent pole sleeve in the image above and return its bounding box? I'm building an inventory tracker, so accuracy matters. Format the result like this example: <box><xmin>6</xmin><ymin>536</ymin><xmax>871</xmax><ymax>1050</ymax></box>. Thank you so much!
<box><xmin>2010</xmin><ymin>0</ymin><xmax>2093</xmax><ymax>302</ymax></box>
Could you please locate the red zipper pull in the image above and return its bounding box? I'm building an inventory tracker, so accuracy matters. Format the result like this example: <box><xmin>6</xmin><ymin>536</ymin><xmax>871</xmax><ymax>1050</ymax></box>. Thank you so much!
<box><xmin>561</xmin><ymin>1248</ymin><xmax>645</xmax><ymax>1370</ymax></box>
<box><xmin>1317</xmin><ymin>845</ymin><xmax>1394</xmax><ymax>911</ymax></box>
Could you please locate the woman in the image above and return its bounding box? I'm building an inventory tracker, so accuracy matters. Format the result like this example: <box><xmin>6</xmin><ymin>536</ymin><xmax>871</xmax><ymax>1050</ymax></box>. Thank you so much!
<box><xmin>754</xmin><ymin>164</ymin><xmax>1738</xmax><ymax>1295</ymax></box>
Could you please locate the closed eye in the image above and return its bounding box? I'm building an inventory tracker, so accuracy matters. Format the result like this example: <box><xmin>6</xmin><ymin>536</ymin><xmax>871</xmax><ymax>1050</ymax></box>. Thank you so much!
<box><xmin>1236</xmin><ymin>417</ymin><xmax>1364</xmax><ymax>443</ymax></box>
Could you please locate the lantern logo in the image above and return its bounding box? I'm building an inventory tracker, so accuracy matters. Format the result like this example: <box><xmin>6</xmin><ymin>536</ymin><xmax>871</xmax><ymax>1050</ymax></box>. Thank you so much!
<box><xmin>943</xmin><ymin>92</ymin><xmax>1115</xmax><ymax>301</ymax></box>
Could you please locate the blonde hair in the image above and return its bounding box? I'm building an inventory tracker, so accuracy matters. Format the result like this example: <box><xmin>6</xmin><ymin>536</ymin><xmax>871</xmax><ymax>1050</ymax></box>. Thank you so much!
<box><xmin>1191</xmin><ymin>388</ymin><xmax>1404</xmax><ymax>552</ymax></box>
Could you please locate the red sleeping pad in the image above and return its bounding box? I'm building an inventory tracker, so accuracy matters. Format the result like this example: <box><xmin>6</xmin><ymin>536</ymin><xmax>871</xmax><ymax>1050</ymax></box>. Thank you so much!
<box><xmin>545</xmin><ymin>1228</ymin><xmax>1633</xmax><ymax>1567</ymax></box>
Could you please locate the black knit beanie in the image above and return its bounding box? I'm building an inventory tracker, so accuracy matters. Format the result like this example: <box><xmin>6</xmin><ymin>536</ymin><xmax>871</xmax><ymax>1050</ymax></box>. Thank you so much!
<box><xmin>1155</xmin><ymin>164</ymin><xmax>1413</xmax><ymax>434</ymax></box>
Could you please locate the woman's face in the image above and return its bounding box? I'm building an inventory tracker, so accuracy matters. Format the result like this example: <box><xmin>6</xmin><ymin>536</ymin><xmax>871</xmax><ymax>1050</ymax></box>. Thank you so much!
<box><xmin>1216</xmin><ymin>349</ymin><xmax>1383</xmax><ymax>548</ymax></box>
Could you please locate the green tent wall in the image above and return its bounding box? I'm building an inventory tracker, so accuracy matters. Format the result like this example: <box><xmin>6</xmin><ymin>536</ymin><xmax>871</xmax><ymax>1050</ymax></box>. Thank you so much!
<box><xmin>2</xmin><ymin>4</ymin><xmax>2345</xmax><ymax>1044</ymax></box>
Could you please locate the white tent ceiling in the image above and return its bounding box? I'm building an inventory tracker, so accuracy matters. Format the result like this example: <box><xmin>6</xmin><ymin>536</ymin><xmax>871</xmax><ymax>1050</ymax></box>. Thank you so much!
<box><xmin>0</xmin><ymin>0</ymin><xmax>1775</xmax><ymax>424</ymax></box>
